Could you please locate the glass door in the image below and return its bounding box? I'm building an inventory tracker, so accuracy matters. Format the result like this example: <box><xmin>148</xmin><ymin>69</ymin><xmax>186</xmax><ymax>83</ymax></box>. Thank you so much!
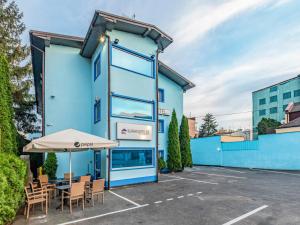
<box><xmin>94</xmin><ymin>151</ymin><xmax>101</xmax><ymax>179</ymax></box>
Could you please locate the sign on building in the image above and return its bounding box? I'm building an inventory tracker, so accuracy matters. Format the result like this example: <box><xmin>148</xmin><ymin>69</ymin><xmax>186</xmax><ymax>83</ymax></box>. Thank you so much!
<box><xmin>116</xmin><ymin>123</ymin><xmax>153</xmax><ymax>140</ymax></box>
<box><xmin>158</xmin><ymin>108</ymin><xmax>170</xmax><ymax>116</ymax></box>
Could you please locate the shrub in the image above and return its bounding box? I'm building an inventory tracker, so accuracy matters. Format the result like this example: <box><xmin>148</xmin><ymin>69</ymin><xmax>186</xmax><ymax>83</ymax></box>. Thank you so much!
<box><xmin>158</xmin><ymin>157</ymin><xmax>166</xmax><ymax>171</ymax></box>
<box><xmin>0</xmin><ymin>153</ymin><xmax>27</xmax><ymax>225</ymax></box>
<box><xmin>167</xmin><ymin>110</ymin><xmax>182</xmax><ymax>172</ymax></box>
<box><xmin>179</xmin><ymin>116</ymin><xmax>193</xmax><ymax>169</ymax></box>
<box><xmin>43</xmin><ymin>152</ymin><xmax>58</xmax><ymax>179</ymax></box>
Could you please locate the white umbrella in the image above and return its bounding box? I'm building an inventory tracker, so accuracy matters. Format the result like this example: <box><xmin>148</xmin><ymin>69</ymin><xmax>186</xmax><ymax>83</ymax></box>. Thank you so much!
<box><xmin>24</xmin><ymin>129</ymin><xmax>118</xmax><ymax>185</ymax></box>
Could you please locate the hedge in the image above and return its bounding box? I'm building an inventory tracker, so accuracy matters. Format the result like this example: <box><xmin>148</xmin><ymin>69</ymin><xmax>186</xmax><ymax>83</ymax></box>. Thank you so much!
<box><xmin>0</xmin><ymin>153</ymin><xmax>27</xmax><ymax>225</ymax></box>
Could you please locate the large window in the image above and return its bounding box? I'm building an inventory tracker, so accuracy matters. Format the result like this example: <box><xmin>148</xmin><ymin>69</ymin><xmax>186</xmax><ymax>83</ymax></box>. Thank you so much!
<box><xmin>94</xmin><ymin>54</ymin><xmax>101</xmax><ymax>81</ymax></box>
<box><xmin>112</xmin><ymin>148</ymin><xmax>154</xmax><ymax>169</ymax></box>
<box><xmin>111</xmin><ymin>95</ymin><xmax>154</xmax><ymax>121</ymax></box>
<box><xmin>158</xmin><ymin>119</ymin><xmax>164</xmax><ymax>133</ymax></box>
<box><xmin>111</xmin><ymin>45</ymin><xmax>154</xmax><ymax>78</ymax></box>
<box><xmin>283</xmin><ymin>92</ymin><xmax>291</xmax><ymax>99</ymax></box>
<box><xmin>94</xmin><ymin>100</ymin><xmax>101</xmax><ymax>123</ymax></box>
<box><xmin>158</xmin><ymin>89</ymin><xmax>165</xmax><ymax>102</ymax></box>
<box><xmin>259</xmin><ymin>98</ymin><xmax>266</xmax><ymax>105</ymax></box>
<box><xmin>270</xmin><ymin>95</ymin><xmax>277</xmax><ymax>103</ymax></box>
<box><xmin>270</xmin><ymin>86</ymin><xmax>278</xmax><ymax>92</ymax></box>
<box><xmin>294</xmin><ymin>89</ymin><xmax>300</xmax><ymax>97</ymax></box>
<box><xmin>259</xmin><ymin>109</ymin><xmax>266</xmax><ymax>116</ymax></box>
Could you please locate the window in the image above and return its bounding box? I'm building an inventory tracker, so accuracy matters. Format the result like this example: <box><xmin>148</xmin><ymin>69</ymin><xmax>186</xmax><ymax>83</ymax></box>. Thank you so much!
<box><xmin>259</xmin><ymin>109</ymin><xmax>266</xmax><ymax>116</ymax></box>
<box><xmin>270</xmin><ymin>95</ymin><xmax>277</xmax><ymax>103</ymax></box>
<box><xmin>111</xmin><ymin>94</ymin><xmax>154</xmax><ymax>121</ymax></box>
<box><xmin>259</xmin><ymin>98</ymin><xmax>266</xmax><ymax>105</ymax></box>
<box><xmin>111</xmin><ymin>45</ymin><xmax>154</xmax><ymax>78</ymax></box>
<box><xmin>94</xmin><ymin>54</ymin><xmax>101</xmax><ymax>81</ymax></box>
<box><xmin>158</xmin><ymin>119</ymin><xmax>164</xmax><ymax>133</ymax></box>
<box><xmin>158</xmin><ymin>89</ymin><xmax>165</xmax><ymax>102</ymax></box>
<box><xmin>270</xmin><ymin>86</ymin><xmax>278</xmax><ymax>92</ymax></box>
<box><xmin>270</xmin><ymin>107</ymin><xmax>277</xmax><ymax>114</ymax></box>
<box><xmin>159</xmin><ymin>150</ymin><xmax>164</xmax><ymax>160</ymax></box>
<box><xmin>94</xmin><ymin>100</ymin><xmax>101</xmax><ymax>123</ymax></box>
<box><xmin>283</xmin><ymin>92</ymin><xmax>291</xmax><ymax>99</ymax></box>
<box><xmin>112</xmin><ymin>148</ymin><xmax>154</xmax><ymax>169</ymax></box>
<box><xmin>294</xmin><ymin>89</ymin><xmax>300</xmax><ymax>97</ymax></box>
<box><xmin>283</xmin><ymin>104</ymin><xmax>288</xmax><ymax>111</ymax></box>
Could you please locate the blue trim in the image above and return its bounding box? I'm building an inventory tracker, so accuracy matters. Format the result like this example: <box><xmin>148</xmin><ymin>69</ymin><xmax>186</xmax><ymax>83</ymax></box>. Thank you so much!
<box><xmin>158</xmin><ymin>119</ymin><xmax>164</xmax><ymax>133</ymax></box>
<box><xmin>110</xmin><ymin>175</ymin><xmax>157</xmax><ymax>187</ymax></box>
<box><xmin>110</xmin><ymin>93</ymin><xmax>155</xmax><ymax>122</ymax></box>
<box><xmin>110</xmin><ymin>43</ymin><xmax>155</xmax><ymax>79</ymax></box>
<box><xmin>158</xmin><ymin>88</ymin><xmax>165</xmax><ymax>102</ymax></box>
<box><xmin>94</xmin><ymin>53</ymin><xmax>101</xmax><ymax>81</ymax></box>
<box><xmin>110</xmin><ymin>147</ymin><xmax>156</xmax><ymax>171</ymax></box>
<box><xmin>94</xmin><ymin>100</ymin><xmax>101</xmax><ymax>123</ymax></box>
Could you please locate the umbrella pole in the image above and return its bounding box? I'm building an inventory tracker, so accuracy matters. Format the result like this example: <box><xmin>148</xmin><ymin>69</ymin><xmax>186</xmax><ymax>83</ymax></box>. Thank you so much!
<box><xmin>69</xmin><ymin>149</ymin><xmax>72</xmax><ymax>186</ymax></box>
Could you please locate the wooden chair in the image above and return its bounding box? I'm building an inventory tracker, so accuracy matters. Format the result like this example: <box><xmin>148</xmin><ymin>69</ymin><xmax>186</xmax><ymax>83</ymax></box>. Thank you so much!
<box><xmin>38</xmin><ymin>175</ymin><xmax>56</xmax><ymax>204</ymax></box>
<box><xmin>24</xmin><ymin>184</ymin><xmax>48</xmax><ymax>219</ymax></box>
<box><xmin>61</xmin><ymin>182</ymin><xmax>85</xmax><ymax>213</ymax></box>
<box><xmin>79</xmin><ymin>175</ymin><xmax>91</xmax><ymax>197</ymax></box>
<box><xmin>64</xmin><ymin>173</ymin><xmax>74</xmax><ymax>184</ymax></box>
<box><xmin>86</xmin><ymin>179</ymin><xmax>105</xmax><ymax>206</ymax></box>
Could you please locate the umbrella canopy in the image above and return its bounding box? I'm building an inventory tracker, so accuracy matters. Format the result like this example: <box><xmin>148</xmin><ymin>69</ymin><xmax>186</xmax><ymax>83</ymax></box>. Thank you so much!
<box><xmin>24</xmin><ymin>129</ymin><xmax>118</xmax><ymax>152</ymax></box>
<box><xmin>23</xmin><ymin>129</ymin><xmax>118</xmax><ymax>186</ymax></box>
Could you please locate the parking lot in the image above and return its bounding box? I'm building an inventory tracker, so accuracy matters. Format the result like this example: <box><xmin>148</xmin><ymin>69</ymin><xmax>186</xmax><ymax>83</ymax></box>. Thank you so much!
<box><xmin>15</xmin><ymin>166</ymin><xmax>300</xmax><ymax>225</ymax></box>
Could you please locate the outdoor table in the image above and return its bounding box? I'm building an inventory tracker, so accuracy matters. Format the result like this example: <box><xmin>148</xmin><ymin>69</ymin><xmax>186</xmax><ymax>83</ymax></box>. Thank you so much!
<box><xmin>56</xmin><ymin>185</ymin><xmax>70</xmax><ymax>210</ymax></box>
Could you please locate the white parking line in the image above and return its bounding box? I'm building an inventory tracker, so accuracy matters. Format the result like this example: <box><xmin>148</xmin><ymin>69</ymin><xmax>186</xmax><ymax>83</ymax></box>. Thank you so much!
<box><xmin>197</xmin><ymin>192</ymin><xmax>202</xmax><ymax>194</ymax></box>
<box><xmin>159</xmin><ymin>178</ymin><xmax>184</xmax><ymax>183</ymax></box>
<box><xmin>154</xmin><ymin>201</ymin><xmax>162</xmax><ymax>204</ymax></box>
<box><xmin>161</xmin><ymin>174</ymin><xmax>218</xmax><ymax>185</ymax></box>
<box><xmin>252</xmin><ymin>169</ymin><xmax>300</xmax><ymax>177</ymax></box>
<box><xmin>193</xmin><ymin>172</ymin><xmax>246</xmax><ymax>179</ymax></box>
<box><xmin>187</xmin><ymin>193</ymin><xmax>194</xmax><ymax>196</ymax></box>
<box><xmin>166</xmin><ymin>198</ymin><xmax>174</xmax><ymax>201</ymax></box>
<box><xmin>57</xmin><ymin>204</ymin><xmax>149</xmax><ymax>225</ymax></box>
<box><xmin>216</xmin><ymin>167</ymin><xmax>246</xmax><ymax>174</ymax></box>
<box><xmin>222</xmin><ymin>205</ymin><xmax>268</xmax><ymax>225</ymax></box>
<box><xmin>109</xmin><ymin>190</ymin><xmax>141</xmax><ymax>207</ymax></box>
<box><xmin>177</xmin><ymin>196</ymin><xmax>184</xmax><ymax>199</ymax></box>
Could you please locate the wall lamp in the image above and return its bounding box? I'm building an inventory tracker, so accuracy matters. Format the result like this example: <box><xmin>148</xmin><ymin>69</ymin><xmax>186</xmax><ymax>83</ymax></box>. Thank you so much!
<box><xmin>99</xmin><ymin>35</ymin><xmax>105</xmax><ymax>43</ymax></box>
<box><xmin>114</xmin><ymin>39</ymin><xmax>119</xmax><ymax>44</ymax></box>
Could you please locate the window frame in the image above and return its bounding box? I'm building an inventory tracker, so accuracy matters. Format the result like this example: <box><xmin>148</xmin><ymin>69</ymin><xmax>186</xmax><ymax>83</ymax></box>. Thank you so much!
<box><xmin>259</xmin><ymin>98</ymin><xmax>266</xmax><ymax>105</ymax></box>
<box><xmin>270</xmin><ymin>95</ymin><xmax>278</xmax><ymax>103</ymax></box>
<box><xmin>294</xmin><ymin>89</ymin><xmax>300</xmax><ymax>97</ymax></box>
<box><xmin>94</xmin><ymin>53</ymin><xmax>101</xmax><ymax>81</ymax></box>
<box><xmin>110</xmin><ymin>44</ymin><xmax>155</xmax><ymax>79</ymax></box>
<box><xmin>158</xmin><ymin>88</ymin><xmax>165</xmax><ymax>103</ymax></box>
<box><xmin>110</xmin><ymin>93</ymin><xmax>155</xmax><ymax>122</ymax></box>
<box><xmin>158</xmin><ymin>119</ymin><xmax>164</xmax><ymax>133</ymax></box>
<box><xmin>94</xmin><ymin>100</ymin><xmax>101</xmax><ymax>123</ymax></box>
<box><xmin>270</xmin><ymin>86</ymin><xmax>278</xmax><ymax>92</ymax></box>
<box><xmin>270</xmin><ymin>107</ymin><xmax>278</xmax><ymax>114</ymax></box>
<box><xmin>283</xmin><ymin>92</ymin><xmax>291</xmax><ymax>100</ymax></box>
<box><xmin>259</xmin><ymin>109</ymin><xmax>266</xmax><ymax>116</ymax></box>
<box><xmin>111</xmin><ymin>147</ymin><xmax>155</xmax><ymax>171</ymax></box>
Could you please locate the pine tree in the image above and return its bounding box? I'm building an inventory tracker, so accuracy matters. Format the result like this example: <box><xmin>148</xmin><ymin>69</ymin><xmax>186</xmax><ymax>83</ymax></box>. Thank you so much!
<box><xmin>179</xmin><ymin>116</ymin><xmax>192</xmax><ymax>168</ymax></box>
<box><xmin>167</xmin><ymin>110</ymin><xmax>182</xmax><ymax>172</ymax></box>
<box><xmin>0</xmin><ymin>0</ymin><xmax>38</xmax><ymax>133</ymax></box>
<box><xmin>199</xmin><ymin>113</ymin><xmax>218</xmax><ymax>137</ymax></box>
<box><xmin>0</xmin><ymin>53</ymin><xmax>17</xmax><ymax>153</ymax></box>
<box><xmin>43</xmin><ymin>153</ymin><xmax>58</xmax><ymax>179</ymax></box>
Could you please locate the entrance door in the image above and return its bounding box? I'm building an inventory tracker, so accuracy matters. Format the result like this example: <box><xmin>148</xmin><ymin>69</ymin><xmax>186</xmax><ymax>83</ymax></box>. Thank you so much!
<box><xmin>94</xmin><ymin>152</ymin><xmax>101</xmax><ymax>179</ymax></box>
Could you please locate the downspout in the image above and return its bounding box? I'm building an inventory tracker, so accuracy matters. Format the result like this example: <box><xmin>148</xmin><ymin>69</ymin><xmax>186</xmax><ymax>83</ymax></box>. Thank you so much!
<box><xmin>106</xmin><ymin>34</ymin><xmax>112</xmax><ymax>190</ymax></box>
<box><xmin>155</xmin><ymin>49</ymin><xmax>159</xmax><ymax>182</ymax></box>
<box><xmin>31</xmin><ymin>44</ymin><xmax>45</xmax><ymax>137</ymax></box>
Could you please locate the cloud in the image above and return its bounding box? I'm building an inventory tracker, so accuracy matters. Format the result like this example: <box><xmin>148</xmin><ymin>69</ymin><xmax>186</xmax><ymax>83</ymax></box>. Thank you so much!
<box><xmin>172</xmin><ymin>0</ymin><xmax>292</xmax><ymax>48</ymax></box>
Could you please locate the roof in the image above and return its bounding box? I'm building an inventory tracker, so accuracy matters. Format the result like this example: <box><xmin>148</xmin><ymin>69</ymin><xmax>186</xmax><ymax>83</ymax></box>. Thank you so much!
<box><xmin>252</xmin><ymin>75</ymin><xmax>300</xmax><ymax>93</ymax></box>
<box><xmin>279</xmin><ymin>117</ymin><xmax>300</xmax><ymax>129</ymax></box>
<box><xmin>81</xmin><ymin>11</ymin><xmax>173</xmax><ymax>57</ymax></box>
<box><xmin>290</xmin><ymin>102</ymin><xmax>300</xmax><ymax>113</ymax></box>
<box><xmin>158</xmin><ymin>61</ymin><xmax>195</xmax><ymax>91</ymax></box>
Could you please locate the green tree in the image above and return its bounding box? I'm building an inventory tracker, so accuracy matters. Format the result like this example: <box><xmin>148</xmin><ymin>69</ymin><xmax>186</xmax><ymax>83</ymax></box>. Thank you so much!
<box><xmin>0</xmin><ymin>54</ymin><xmax>17</xmax><ymax>153</ymax></box>
<box><xmin>0</xmin><ymin>0</ymin><xmax>38</xmax><ymax>133</ymax></box>
<box><xmin>179</xmin><ymin>116</ymin><xmax>192</xmax><ymax>168</ymax></box>
<box><xmin>43</xmin><ymin>153</ymin><xmax>58</xmax><ymax>179</ymax></box>
<box><xmin>167</xmin><ymin>110</ymin><xmax>182</xmax><ymax>172</ymax></box>
<box><xmin>199</xmin><ymin>113</ymin><xmax>218</xmax><ymax>137</ymax></box>
<box><xmin>257</xmin><ymin>118</ymin><xmax>281</xmax><ymax>135</ymax></box>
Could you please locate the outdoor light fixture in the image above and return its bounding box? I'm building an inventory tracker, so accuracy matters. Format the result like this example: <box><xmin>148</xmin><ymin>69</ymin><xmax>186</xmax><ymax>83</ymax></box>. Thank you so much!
<box><xmin>114</xmin><ymin>38</ymin><xmax>119</xmax><ymax>44</ymax></box>
<box><xmin>99</xmin><ymin>35</ymin><xmax>105</xmax><ymax>43</ymax></box>
<box><xmin>151</xmin><ymin>55</ymin><xmax>155</xmax><ymax>59</ymax></box>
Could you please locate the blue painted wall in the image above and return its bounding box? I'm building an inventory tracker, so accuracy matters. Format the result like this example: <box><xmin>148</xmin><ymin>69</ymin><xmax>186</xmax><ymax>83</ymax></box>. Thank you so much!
<box><xmin>45</xmin><ymin>45</ymin><xmax>93</xmax><ymax>178</ymax></box>
<box><xmin>191</xmin><ymin>132</ymin><xmax>300</xmax><ymax>170</ymax></box>
<box><xmin>158</xmin><ymin>72</ymin><xmax>183</xmax><ymax>160</ymax></box>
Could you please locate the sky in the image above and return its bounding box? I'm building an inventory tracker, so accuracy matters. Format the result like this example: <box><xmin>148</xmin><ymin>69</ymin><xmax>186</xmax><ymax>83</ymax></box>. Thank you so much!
<box><xmin>16</xmin><ymin>0</ymin><xmax>300</xmax><ymax>130</ymax></box>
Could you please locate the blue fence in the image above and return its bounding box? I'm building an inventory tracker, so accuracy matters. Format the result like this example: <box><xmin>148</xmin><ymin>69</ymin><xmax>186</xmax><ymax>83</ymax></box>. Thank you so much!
<box><xmin>191</xmin><ymin>132</ymin><xmax>300</xmax><ymax>170</ymax></box>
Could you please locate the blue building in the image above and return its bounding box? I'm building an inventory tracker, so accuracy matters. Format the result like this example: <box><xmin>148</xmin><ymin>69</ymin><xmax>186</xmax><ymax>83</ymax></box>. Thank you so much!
<box><xmin>252</xmin><ymin>75</ymin><xmax>300</xmax><ymax>136</ymax></box>
<box><xmin>30</xmin><ymin>11</ymin><xmax>195</xmax><ymax>188</ymax></box>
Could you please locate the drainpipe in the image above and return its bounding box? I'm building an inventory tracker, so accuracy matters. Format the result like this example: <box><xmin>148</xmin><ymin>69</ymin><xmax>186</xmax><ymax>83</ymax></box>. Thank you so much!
<box><xmin>31</xmin><ymin>43</ymin><xmax>45</xmax><ymax>137</ymax></box>
<box><xmin>106</xmin><ymin>34</ymin><xmax>112</xmax><ymax>190</ymax></box>
<box><xmin>155</xmin><ymin>49</ymin><xmax>160</xmax><ymax>182</ymax></box>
